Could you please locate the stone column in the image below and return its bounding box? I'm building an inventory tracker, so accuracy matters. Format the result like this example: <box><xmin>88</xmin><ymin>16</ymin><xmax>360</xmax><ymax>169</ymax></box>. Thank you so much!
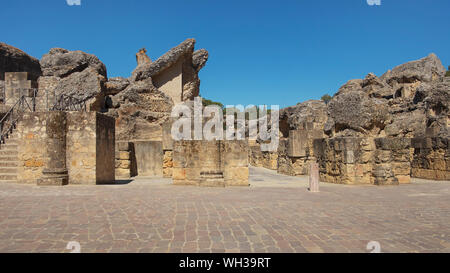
<box><xmin>309</xmin><ymin>162</ymin><xmax>320</xmax><ymax>192</ymax></box>
<box><xmin>38</xmin><ymin>112</ymin><xmax>68</xmax><ymax>186</ymax></box>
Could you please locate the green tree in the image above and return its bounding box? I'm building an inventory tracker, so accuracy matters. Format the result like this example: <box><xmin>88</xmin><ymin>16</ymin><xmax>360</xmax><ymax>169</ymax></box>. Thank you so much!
<box><xmin>446</xmin><ymin>66</ymin><xmax>450</xmax><ymax>77</ymax></box>
<box><xmin>202</xmin><ymin>98</ymin><xmax>224</xmax><ymax>109</ymax></box>
<box><xmin>321</xmin><ymin>94</ymin><xmax>332</xmax><ymax>104</ymax></box>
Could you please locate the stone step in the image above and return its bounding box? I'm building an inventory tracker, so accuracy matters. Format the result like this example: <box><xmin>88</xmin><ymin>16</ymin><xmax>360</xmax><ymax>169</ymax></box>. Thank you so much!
<box><xmin>0</xmin><ymin>156</ymin><xmax>18</xmax><ymax>162</ymax></box>
<box><xmin>0</xmin><ymin>150</ymin><xmax>18</xmax><ymax>156</ymax></box>
<box><xmin>1</xmin><ymin>137</ymin><xmax>19</xmax><ymax>145</ymax></box>
<box><xmin>0</xmin><ymin>180</ymin><xmax>17</xmax><ymax>184</ymax></box>
<box><xmin>198</xmin><ymin>179</ymin><xmax>226</xmax><ymax>187</ymax></box>
<box><xmin>0</xmin><ymin>161</ymin><xmax>18</xmax><ymax>167</ymax></box>
<box><xmin>0</xmin><ymin>174</ymin><xmax>17</xmax><ymax>181</ymax></box>
<box><xmin>0</xmin><ymin>167</ymin><xmax>17</xmax><ymax>174</ymax></box>
<box><xmin>0</xmin><ymin>144</ymin><xmax>18</xmax><ymax>151</ymax></box>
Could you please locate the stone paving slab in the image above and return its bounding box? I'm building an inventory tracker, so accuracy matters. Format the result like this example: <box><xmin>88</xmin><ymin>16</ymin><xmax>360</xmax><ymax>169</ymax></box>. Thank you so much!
<box><xmin>0</xmin><ymin>167</ymin><xmax>449</xmax><ymax>253</ymax></box>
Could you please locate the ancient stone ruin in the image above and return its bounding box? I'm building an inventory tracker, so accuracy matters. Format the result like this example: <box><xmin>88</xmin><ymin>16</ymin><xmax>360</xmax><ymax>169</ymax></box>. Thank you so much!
<box><xmin>0</xmin><ymin>39</ymin><xmax>448</xmax><ymax>186</ymax></box>
<box><xmin>253</xmin><ymin>53</ymin><xmax>449</xmax><ymax>184</ymax></box>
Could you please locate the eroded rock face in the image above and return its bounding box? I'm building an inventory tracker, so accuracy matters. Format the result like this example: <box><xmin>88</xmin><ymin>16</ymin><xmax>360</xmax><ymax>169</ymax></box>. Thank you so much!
<box><xmin>327</xmin><ymin>91</ymin><xmax>389</xmax><ymax>137</ymax></box>
<box><xmin>40</xmin><ymin>48</ymin><xmax>107</xmax><ymax>78</ymax></box>
<box><xmin>335</xmin><ymin>79</ymin><xmax>363</xmax><ymax>96</ymax></box>
<box><xmin>362</xmin><ymin>73</ymin><xmax>394</xmax><ymax>99</ymax></box>
<box><xmin>105</xmin><ymin>77</ymin><xmax>130</xmax><ymax>96</ymax></box>
<box><xmin>192</xmin><ymin>49</ymin><xmax>209</xmax><ymax>72</ymax></box>
<box><xmin>416</xmin><ymin>80</ymin><xmax>450</xmax><ymax>137</ymax></box>
<box><xmin>103</xmin><ymin>39</ymin><xmax>209</xmax><ymax>141</ymax></box>
<box><xmin>136</xmin><ymin>48</ymin><xmax>152</xmax><ymax>66</ymax></box>
<box><xmin>381</xmin><ymin>53</ymin><xmax>446</xmax><ymax>86</ymax></box>
<box><xmin>130</xmin><ymin>39</ymin><xmax>208</xmax><ymax>103</ymax></box>
<box><xmin>280</xmin><ymin>100</ymin><xmax>328</xmax><ymax>137</ymax></box>
<box><xmin>131</xmin><ymin>39</ymin><xmax>196</xmax><ymax>82</ymax></box>
<box><xmin>317</xmin><ymin>53</ymin><xmax>449</xmax><ymax>139</ymax></box>
<box><xmin>0</xmin><ymin>42</ymin><xmax>42</xmax><ymax>81</ymax></box>
<box><xmin>39</xmin><ymin>48</ymin><xmax>108</xmax><ymax>110</ymax></box>
<box><xmin>107</xmin><ymin>78</ymin><xmax>174</xmax><ymax>141</ymax></box>
<box><xmin>55</xmin><ymin>67</ymin><xmax>107</xmax><ymax>107</ymax></box>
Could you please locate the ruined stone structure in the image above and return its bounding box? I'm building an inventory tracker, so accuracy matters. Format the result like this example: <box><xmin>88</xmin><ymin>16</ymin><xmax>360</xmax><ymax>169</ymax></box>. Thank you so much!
<box><xmin>9</xmin><ymin>111</ymin><xmax>115</xmax><ymax>185</ymax></box>
<box><xmin>173</xmin><ymin>140</ymin><xmax>249</xmax><ymax>187</ymax></box>
<box><xmin>0</xmin><ymin>44</ymin><xmax>115</xmax><ymax>185</ymax></box>
<box><xmin>136</xmin><ymin>48</ymin><xmax>152</xmax><ymax>66</ymax></box>
<box><xmin>106</xmin><ymin>39</ymin><xmax>209</xmax><ymax>143</ymax></box>
<box><xmin>0</xmin><ymin>40</ymin><xmax>447</xmax><ymax>187</ymax></box>
<box><xmin>250</xmin><ymin>53</ymin><xmax>449</xmax><ymax>185</ymax></box>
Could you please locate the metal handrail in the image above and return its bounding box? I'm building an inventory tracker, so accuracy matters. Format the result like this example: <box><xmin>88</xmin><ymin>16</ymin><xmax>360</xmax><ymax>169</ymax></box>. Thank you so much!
<box><xmin>0</xmin><ymin>94</ymin><xmax>35</xmax><ymax>144</ymax></box>
<box><xmin>0</xmin><ymin>90</ymin><xmax>86</xmax><ymax>144</ymax></box>
<box><xmin>51</xmin><ymin>94</ymin><xmax>86</xmax><ymax>112</ymax></box>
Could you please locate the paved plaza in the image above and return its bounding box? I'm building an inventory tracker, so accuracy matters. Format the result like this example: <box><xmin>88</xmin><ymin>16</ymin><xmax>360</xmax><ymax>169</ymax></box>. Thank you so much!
<box><xmin>0</xmin><ymin>167</ymin><xmax>449</xmax><ymax>253</ymax></box>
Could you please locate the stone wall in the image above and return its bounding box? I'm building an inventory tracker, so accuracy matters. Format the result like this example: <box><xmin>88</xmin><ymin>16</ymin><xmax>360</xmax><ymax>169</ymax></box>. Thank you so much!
<box><xmin>173</xmin><ymin>140</ymin><xmax>249</xmax><ymax>187</ymax></box>
<box><xmin>115</xmin><ymin>142</ymin><xmax>138</xmax><ymax>179</ymax></box>
<box><xmin>66</xmin><ymin>112</ymin><xmax>115</xmax><ymax>185</ymax></box>
<box><xmin>412</xmin><ymin>137</ymin><xmax>450</xmax><ymax>180</ymax></box>
<box><xmin>223</xmin><ymin>140</ymin><xmax>249</xmax><ymax>186</ymax></box>
<box><xmin>4</xmin><ymin>72</ymin><xmax>34</xmax><ymax>106</ymax></box>
<box><xmin>313</xmin><ymin>137</ymin><xmax>412</xmax><ymax>185</ymax></box>
<box><xmin>134</xmin><ymin>141</ymin><xmax>164</xmax><ymax>177</ymax></box>
<box><xmin>277</xmin><ymin>129</ymin><xmax>323</xmax><ymax>176</ymax></box>
<box><xmin>314</xmin><ymin>138</ymin><xmax>373</xmax><ymax>185</ymax></box>
<box><xmin>163</xmin><ymin>150</ymin><xmax>173</xmax><ymax>178</ymax></box>
<box><xmin>0</xmin><ymin>80</ymin><xmax>4</xmax><ymax>103</ymax></box>
<box><xmin>373</xmin><ymin>138</ymin><xmax>412</xmax><ymax>185</ymax></box>
<box><xmin>95</xmin><ymin>113</ymin><xmax>116</xmax><ymax>183</ymax></box>
<box><xmin>248</xmin><ymin>143</ymin><xmax>278</xmax><ymax>170</ymax></box>
<box><xmin>152</xmin><ymin>59</ymin><xmax>183</xmax><ymax>105</ymax></box>
<box><xmin>36</xmin><ymin>76</ymin><xmax>59</xmax><ymax>110</ymax></box>
<box><xmin>16</xmin><ymin>113</ymin><xmax>49</xmax><ymax>184</ymax></box>
<box><xmin>278</xmin><ymin>139</ymin><xmax>310</xmax><ymax>176</ymax></box>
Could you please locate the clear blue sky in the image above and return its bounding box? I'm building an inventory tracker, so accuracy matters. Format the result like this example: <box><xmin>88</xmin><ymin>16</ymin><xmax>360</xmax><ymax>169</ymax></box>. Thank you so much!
<box><xmin>1</xmin><ymin>0</ymin><xmax>449</xmax><ymax>108</ymax></box>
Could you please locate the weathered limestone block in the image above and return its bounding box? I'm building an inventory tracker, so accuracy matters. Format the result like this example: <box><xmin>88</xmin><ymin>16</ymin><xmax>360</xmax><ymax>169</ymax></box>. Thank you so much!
<box><xmin>115</xmin><ymin>141</ymin><xmax>137</xmax><ymax>179</ymax></box>
<box><xmin>248</xmin><ymin>143</ymin><xmax>278</xmax><ymax>170</ymax></box>
<box><xmin>133</xmin><ymin>141</ymin><xmax>163</xmax><ymax>177</ymax></box>
<box><xmin>37</xmin><ymin>76</ymin><xmax>59</xmax><ymax>110</ymax></box>
<box><xmin>412</xmin><ymin>137</ymin><xmax>450</xmax><ymax>180</ymax></box>
<box><xmin>136</xmin><ymin>48</ymin><xmax>152</xmax><ymax>66</ymax></box>
<box><xmin>4</xmin><ymin>72</ymin><xmax>34</xmax><ymax>107</ymax></box>
<box><xmin>373</xmin><ymin>138</ymin><xmax>412</xmax><ymax>185</ymax></box>
<box><xmin>66</xmin><ymin>112</ymin><xmax>115</xmax><ymax>185</ymax></box>
<box><xmin>16</xmin><ymin>113</ymin><xmax>49</xmax><ymax>184</ymax></box>
<box><xmin>163</xmin><ymin>150</ymin><xmax>173</xmax><ymax>178</ymax></box>
<box><xmin>38</xmin><ymin>112</ymin><xmax>69</xmax><ymax>186</ymax></box>
<box><xmin>17</xmin><ymin>112</ymin><xmax>115</xmax><ymax>185</ymax></box>
<box><xmin>309</xmin><ymin>162</ymin><xmax>320</xmax><ymax>192</ymax></box>
<box><xmin>314</xmin><ymin>138</ymin><xmax>376</xmax><ymax>185</ymax></box>
<box><xmin>173</xmin><ymin>140</ymin><xmax>249</xmax><ymax>187</ymax></box>
<box><xmin>223</xmin><ymin>141</ymin><xmax>249</xmax><ymax>186</ymax></box>
<box><xmin>278</xmin><ymin>139</ymin><xmax>311</xmax><ymax>176</ymax></box>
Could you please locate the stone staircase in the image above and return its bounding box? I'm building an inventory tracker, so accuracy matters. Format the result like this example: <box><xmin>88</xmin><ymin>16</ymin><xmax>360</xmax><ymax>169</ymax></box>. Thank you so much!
<box><xmin>0</xmin><ymin>133</ymin><xmax>19</xmax><ymax>183</ymax></box>
<box><xmin>199</xmin><ymin>171</ymin><xmax>225</xmax><ymax>187</ymax></box>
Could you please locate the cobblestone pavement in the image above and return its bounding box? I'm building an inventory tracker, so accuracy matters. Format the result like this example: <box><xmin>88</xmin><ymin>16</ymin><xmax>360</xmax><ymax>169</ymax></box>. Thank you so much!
<box><xmin>0</xmin><ymin>167</ymin><xmax>449</xmax><ymax>253</ymax></box>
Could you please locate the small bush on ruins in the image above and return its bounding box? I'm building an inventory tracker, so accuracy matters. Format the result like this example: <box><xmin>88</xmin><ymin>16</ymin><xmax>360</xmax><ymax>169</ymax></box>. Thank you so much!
<box><xmin>446</xmin><ymin>66</ymin><xmax>450</xmax><ymax>77</ymax></box>
<box><xmin>202</xmin><ymin>98</ymin><xmax>224</xmax><ymax>109</ymax></box>
<box><xmin>321</xmin><ymin>94</ymin><xmax>332</xmax><ymax>104</ymax></box>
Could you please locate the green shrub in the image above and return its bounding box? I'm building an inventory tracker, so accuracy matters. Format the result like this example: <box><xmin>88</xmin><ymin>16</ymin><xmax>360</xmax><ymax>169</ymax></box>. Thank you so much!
<box><xmin>446</xmin><ymin>66</ymin><xmax>450</xmax><ymax>77</ymax></box>
<box><xmin>202</xmin><ymin>98</ymin><xmax>224</xmax><ymax>109</ymax></box>
<box><xmin>321</xmin><ymin>94</ymin><xmax>332</xmax><ymax>104</ymax></box>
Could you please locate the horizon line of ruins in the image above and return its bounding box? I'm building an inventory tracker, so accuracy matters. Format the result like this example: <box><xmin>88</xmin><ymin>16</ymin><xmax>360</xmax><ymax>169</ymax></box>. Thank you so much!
<box><xmin>0</xmin><ymin>38</ymin><xmax>448</xmax><ymax>187</ymax></box>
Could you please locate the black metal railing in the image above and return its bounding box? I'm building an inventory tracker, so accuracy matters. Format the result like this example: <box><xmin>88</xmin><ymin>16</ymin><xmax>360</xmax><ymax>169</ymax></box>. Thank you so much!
<box><xmin>0</xmin><ymin>94</ymin><xmax>35</xmax><ymax>144</ymax></box>
<box><xmin>51</xmin><ymin>94</ymin><xmax>87</xmax><ymax>112</ymax></box>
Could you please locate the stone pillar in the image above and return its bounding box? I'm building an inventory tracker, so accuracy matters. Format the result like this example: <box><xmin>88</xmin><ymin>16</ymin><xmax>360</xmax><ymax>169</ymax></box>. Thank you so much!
<box><xmin>4</xmin><ymin>72</ymin><xmax>32</xmax><ymax>106</ymax></box>
<box><xmin>309</xmin><ymin>162</ymin><xmax>320</xmax><ymax>192</ymax></box>
<box><xmin>38</xmin><ymin>112</ymin><xmax>68</xmax><ymax>186</ymax></box>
